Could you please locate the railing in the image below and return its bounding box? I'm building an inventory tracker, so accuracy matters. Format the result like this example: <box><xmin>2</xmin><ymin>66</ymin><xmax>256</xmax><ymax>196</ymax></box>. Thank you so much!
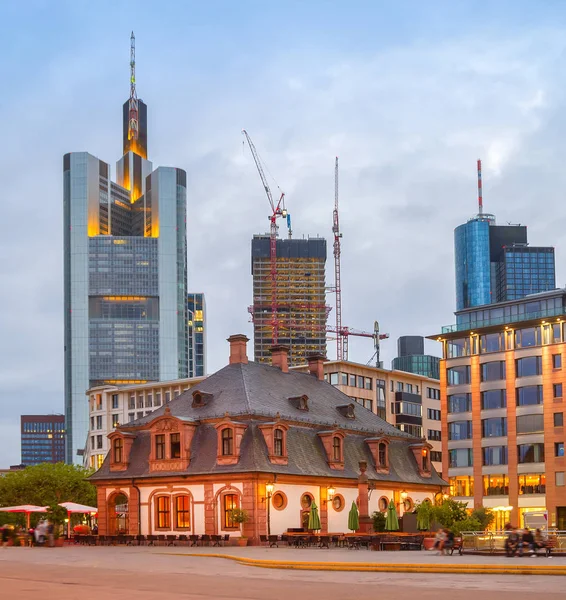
<box><xmin>460</xmin><ymin>530</ymin><xmax>566</xmax><ymax>552</ymax></box>
<box><xmin>442</xmin><ymin>306</ymin><xmax>566</xmax><ymax>334</ymax></box>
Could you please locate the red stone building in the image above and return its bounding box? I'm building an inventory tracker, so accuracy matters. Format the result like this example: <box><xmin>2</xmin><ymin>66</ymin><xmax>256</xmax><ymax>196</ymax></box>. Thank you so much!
<box><xmin>90</xmin><ymin>335</ymin><xmax>446</xmax><ymax>540</ymax></box>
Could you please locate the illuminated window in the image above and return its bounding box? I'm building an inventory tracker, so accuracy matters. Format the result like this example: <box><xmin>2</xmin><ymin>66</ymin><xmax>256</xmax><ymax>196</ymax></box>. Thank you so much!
<box><xmin>155</xmin><ymin>434</ymin><xmax>165</xmax><ymax>460</ymax></box>
<box><xmin>223</xmin><ymin>494</ymin><xmax>238</xmax><ymax>528</ymax></box>
<box><xmin>156</xmin><ymin>496</ymin><xmax>171</xmax><ymax>528</ymax></box>
<box><xmin>221</xmin><ymin>429</ymin><xmax>233</xmax><ymax>455</ymax></box>
<box><xmin>96</xmin><ymin>454</ymin><xmax>104</xmax><ymax>469</ymax></box>
<box><xmin>175</xmin><ymin>496</ymin><xmax>190</xmax><ymax>528</ymax></box>
<box><xmin>113</xmin><ymin>438</ymin><xmax>123</xmax><ymax>463</ymax></box>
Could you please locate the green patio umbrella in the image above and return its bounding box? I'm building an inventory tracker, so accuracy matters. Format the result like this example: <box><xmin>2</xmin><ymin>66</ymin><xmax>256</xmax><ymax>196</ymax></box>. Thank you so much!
<box><xmin>385</xmin><ymin>499</ymin><xmax>399</xmax><ymax>531</ymax></box>
<box><xmin>347</xmin><ymin>501</ymin><xmax>359</xmax><ymax>532</ymax></box>
<box><xmin>308</xmin><ymin>500</ymin><xmax>321</xmax><ymax>531</ymax></box>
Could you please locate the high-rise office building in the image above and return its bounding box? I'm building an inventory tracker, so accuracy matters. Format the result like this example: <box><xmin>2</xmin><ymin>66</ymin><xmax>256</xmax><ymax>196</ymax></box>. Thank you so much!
<box><xmin>251</xmin><ymin>235</ymin><xmax>327</xmax><ymax>366</ymax></box>
<box><xmin>392</xmin><ymin>336</ymin><xmax>440</xmax><ymax>380</ymax></box>
<box><xmin>187</xmin><ymin>293</ymin><xmax>206</xmax><ymax>377</ymax></box>
<box><xmin>454</xmin><ymin>165</ymin><xmax>555</xmax><ymax>312</ymax></box>
<box><xmin>64</xmin><ymin>35</ymin><xmax>188</xmax><ymax>463</ymax></box>
<box><xmin>21</xmin><ymin>415</ymin><xmax>65</xmax><ymax>466</ymax></box>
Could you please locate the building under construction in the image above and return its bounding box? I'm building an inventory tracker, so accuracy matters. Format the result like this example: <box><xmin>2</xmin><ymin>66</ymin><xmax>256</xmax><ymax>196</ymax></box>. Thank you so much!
<box><xmin>251</xmin><ymin>235</ymin><xmax>327</xmax><ymax>366</ymax></box>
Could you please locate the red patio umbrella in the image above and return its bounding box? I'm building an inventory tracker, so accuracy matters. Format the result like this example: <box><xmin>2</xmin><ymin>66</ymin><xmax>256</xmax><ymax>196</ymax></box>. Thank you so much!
<box><xmin>0</xmin><ymin>505</ymin><xmax>47</xmax><ymax>530</ymax></box>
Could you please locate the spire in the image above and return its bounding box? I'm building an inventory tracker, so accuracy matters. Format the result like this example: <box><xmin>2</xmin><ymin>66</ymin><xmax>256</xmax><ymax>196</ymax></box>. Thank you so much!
<box><xmin>128</xmin><ymin>31</ymin><xmax>139</xmax><ymax>144</ymax></box>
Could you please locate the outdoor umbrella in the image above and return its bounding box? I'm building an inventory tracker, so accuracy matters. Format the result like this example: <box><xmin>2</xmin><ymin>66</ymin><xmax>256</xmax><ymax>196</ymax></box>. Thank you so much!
<box><xmin>385</xmin><ymin>499</ymin><xmax>400</xmax><ymax>531</ymax></box>
<box><xmin>59</xmin><ymin>502</ymin><xmax>98</xmax><ymax>539</ymax></box>
<box><xmin>307</xmin><ymin>500</ymin><xmax>321</xmax><ymax>531</ymax></box>
<box><xmin>347</xmin><ymin>501</ymin><xmax>359</xmax><ymax>532</ymax></box>
<box><xmin>0</xmin><ymin>505</ymin><xmax>47</xmax><ymax>530</ymax></box>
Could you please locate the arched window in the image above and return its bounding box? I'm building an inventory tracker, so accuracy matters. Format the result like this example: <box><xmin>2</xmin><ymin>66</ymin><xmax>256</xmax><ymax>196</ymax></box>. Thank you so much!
<box><xmin>156</xmin><ymin>496</ymin><xmax>171</xmax><ymax>529</ymax></box>
<box><xmin>113</xmin><ymin>438</ymin><xmax>123</xmax><ymax>463</ymax></box>
<box><xmin>422</xmin><ymin>449</ymin><xmax>429</xmax><ymax>471</ymax></box>
<box><xmin>223</xmin><ymin>493</ymin><xmax>238</xmax><ymax>528</ymax></box>
<box><xmin>274</xmin><ymin>429</ymin><xmax>284</xmax><ymax>456</ymax></box>
<box><xmin>222</xmin><ymin>428</ymin><xmax>233</xmax><ymax>455</ymax></box>
<box><xmin>332</xmin><ymin>436</ymin><xmax>342</xmax><ymax>461</ymax></box>
<box><xmin>174</xmin><ymin>495</ymin><xmax>190</xmax><ymax>529</ymax></box>
<box><xmin>378</xmin><ymin>442</ymin><xmax>387</xmax><ymax>467</ymax></box>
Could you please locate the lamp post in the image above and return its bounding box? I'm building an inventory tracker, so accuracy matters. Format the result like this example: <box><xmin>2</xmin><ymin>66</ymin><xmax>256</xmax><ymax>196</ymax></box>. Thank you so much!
<box><xmin>265</xmin><ymin>482</ymin><xmax>274</xmax><ymax>536</ymax></box>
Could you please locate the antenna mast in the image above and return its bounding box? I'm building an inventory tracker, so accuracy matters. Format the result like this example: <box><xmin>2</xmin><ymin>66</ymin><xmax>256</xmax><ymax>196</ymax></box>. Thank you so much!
<box><xmin>332</xmin><ymin>157</ymin><xmax>344</xmax><ymax>360</ymax></box>
<box><xmin>128</xmin><ymin>32</ymin><xmax>139</xmax><ymax>143</ymax></box>
<box><xmin>477</xmin><ymin>158</ymin><xmax>483</xmax><ymax>215</ymax></box>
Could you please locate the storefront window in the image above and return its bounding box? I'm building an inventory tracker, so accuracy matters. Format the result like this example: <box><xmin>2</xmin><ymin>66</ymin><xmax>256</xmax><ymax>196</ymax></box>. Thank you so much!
<box><xmin>449</xmin><ymin>476</ymin><xmax>474</xmax><ymax>496</ymax></box>
<box><xmin>518</xmin><ymin>473</ymin><xmax>546</xmax><ymax>495</ymax></box>
<box><xmin>483</xmin><ymin>474</ymin><xmax>509</xmax><ymax>496</ymax></box>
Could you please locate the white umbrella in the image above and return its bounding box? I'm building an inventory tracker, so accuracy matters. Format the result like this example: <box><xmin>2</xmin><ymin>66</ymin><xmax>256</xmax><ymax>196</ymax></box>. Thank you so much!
<box><xmin>58</xmin><ymin>502</ymin><xmax>98</xmax><ymax>538</ymax></box>
<box><xmin>0</xmin><ymin>505</ymin><xmax>47</xmax><ymax>530</ymax></box>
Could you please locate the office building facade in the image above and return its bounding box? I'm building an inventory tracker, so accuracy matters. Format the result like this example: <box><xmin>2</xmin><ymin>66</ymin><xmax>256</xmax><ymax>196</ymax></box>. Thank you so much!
<box><xmin>392</xmin><ymin>336</ymin><xmax>441</xmax><ymax>380</ymax></box>
<box><xmin>64</xmin><ymin>69</ymin><xmax>188</xmax><ymax>463</ymax></box>
<box><xmin>21</xmin><ymin>415</ymin><xmax>65</xmax><ymax>466</ymax></box>
<box><xmin>187</xmin><ymin>293</ymin><xmax>206</xmax><ymax>378</ymax></box>
<box><xmin>251</xmin><ymin>236</ymin><xmax>327</xmax><ymax>366</ymax></box>
<box><xmin>432</xmin><ymin>288</ymin><xmax>566</xmax><ymax>529</ymax></box>
<box><xmin>454</xmin><ymin>216</ymin><xmax>555</xmax><ymax>311</ymax></box>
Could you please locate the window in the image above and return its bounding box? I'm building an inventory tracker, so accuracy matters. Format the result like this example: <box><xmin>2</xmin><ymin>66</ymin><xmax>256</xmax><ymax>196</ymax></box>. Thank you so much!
<box><xmin>406</xmin><ymin>384</ymin><xmax>413</xmax><ymax>393</ymax></box>
<box><xmin>128</xmin><ymin>412</ymin><xmax>134</xmax><ymax>422</ymax></box>
<box><xmin>156</xmin><ymin>496</ymin><xmax>170</xmax><ymax>528</ymax></box>
<box><xmin>128</xmin><ymin>395</ymin><xmax>135</xmax><ymax>409</ymax></box>
<box><xmin>111</xmin><ymin>394</ymin><xmax>119</xmax><ymax>409</ymax></box>
<box><xmin>448</xmin><ymin>393</ymin><xmax>471</xmax><ymax>413</ymax></box>
<box><xmin>112</xmin><ymin>414</ymin><xmax>119</xmax><ymax>428</ymax></box>
<box><xmin>378</xmin><ymin>496</ymin><xmax>389</xmax><ymax>512</ymax></box>
<box><xmin>449</xmin><ymin>476</ymin><xmax>474</xmax><ymax>496</ymax></box>
<box><xmin>480</xmin><ymin>332</ymin><xmax>504</xmax><ymax>353</ymax></box>
<box><xmin>397</xmin><ymin>382</ymin><xmax>404</xmax><ymax>392</ymax></box>
<box><xmin>155</xmin><ymin>392</ymin><xmax>162</xmax><ymax>406</ymax></box>
<box><xmin>364</xmin><ymin>378</ymin><xmax>372</xmax><ymax>390</ymax></box>
<box><xmin>483</xmin><ymin>474</ymin><xmax>509</xmax><ymax>496</ymax></box>
<box><xmin>516</xmin><ymin>386</ymin><xmax>543</xmax><ymax>406</ymax></box>
<box><xmin>553</xmin><ymin>354</ymin><xmax>562</xmax><ymax>369</ymax></box>
<box><xmin>555</xmin><ymin>412</ymin><xmax>564</xmax><ymax>427</ymax></box>
<box><xmin>165</xmin><ymin>391</ymin><xmax>171</xmax><ymax>403</ymax></box>
<box><xmin>447</xmin><ymin>338</ymin><xmax>470</xmax><ymax>358</ymax></box>
<box><xmin>393</xmin><ymin>401</ymin><xmax>422</xmax><ymax>416</ymax></box>
<box><xmin>449</xmin><ymin>448</ymin><xmax>473</xmax><ymax>468</ymax></box>
<box><xmin>90</xmin><ymin>416</ymin><xmax>94</xmax><ymax>430</ymax></box>
<box><xmin>137</xmin><ymin>395</ymin><xmax>143</xmax><ymax>409</ymax></box>
<box><xmin>155</xmin><ymin>434</ymin><xmax>165</xmax><ymax>460</ymax></box>
<box><xmin>378</xmin><ymin>442</ymin><xmax>387</xmax><ymax>467</ymax></box>
<box><xmin>170</xmin><ymin>433</ymin><xmax>181</xmax><ymax>459</ymax></box>
<box><xmin>357</xmin><ymin>376</ymin><xmax>364</xmax><ymax>388</ymax></box>
<box><xmin>556</xmin><ymin>472</ymin><xmax>565</xmax><ymax>487</ymax></box>
<box><xmin>223</xmin><ymin>494</ymin><xmax>238</xmax><ymax>528</ymax></box>
<box><xmin>97</xmin><ymin>435</ymin><xmax>103</xmax><ymax>449</ymax></box>
<box><xmin>274</xmin><ymin>429</ymin><xmax>283</xmax><ymax>456</ymax></box>
<box><xmin>482</xmin><ymin>417</ymin><xmax>507</xmax><ymax>438</ymax></box>
<box><xmin>349</xmin><ymin>374</ymin><xmax>356</xmax><ymax>387</ymax></box>
<box><xmin>146</xmin><ymin>394</ymin><xmax>153</xmax><ymax>408</ymax></box>
<box><xmin>515</xmin><ymin>327</ymin><xmax>541</xmax><ymax>348</ymax></box>
<box><xmin>516</xmin><ymin>413</ymin><xmax>544</xmax><ymax>434</ymax></box>
<box><xmin>427</xmin><ymin>387</ymin><xmax>441</xmax><ymax>400</ymax></box>
<box><xmin>332</xmin><ymin>494</ymin><xmax>344</xmax><ymax>511</ymax></box>
<box><xmin>554</xmin><ymin>383</ymin><xmax>563</xmax><ymax>399</ymax></box>
<box><xmin>390</xmin><ymin>380</ymin><xmax>394</xmax><ymax>392</ymax></box>
<box><xmin>556</xmin><ymin>442</ymin><xmax>565</xmax><ymax>457</ymax></box>
<box><xmin>113</xmin><ymin>438</ymin><xmax>123</xmax><ymax>463</ymax></box>
<box><xmin>448</xmin><ymin>421</ymin><xmax>473</xmax><ymax>440</ymax></box>
<box><xmin>516</xmin><ymin>356</ymin><xmax>542</xmax><ymax>377</ymax></box>
<box><xmin>175</xmin><ymin>496</ymin><xmax>190</xmax><ymax>528</ymax></box>
<box><xmin>300</xmin><ymin>493</ymin><xmax>313</xmax><ymax>509</ymax></box>
<box><xmin>329</xmin><ymin>373</ymin><xmax>339</xmax><ymax>385</ymax></box>
<box><xmin>272</xmin><ymin>492</ymin><xmax>287</xmax><ymax>510</ymax></box>
<box><xmin>96</xmin><ymin>416</ymin><xmax>102</xmax><ymax>430</ymax></box>
<box><xmin>97</xmin><ymin>454</ymin><xmax>104</xmax><ymax>468</ymax></box>
<box><xmin>427</xmin><ymin>408</ymin><xmax>441</xmax><ymax>421</ymax></box>
<box><xmin>481</xmin><ymin>389</ymin><xmax>506</xmax><ymax>410</ymax></box>
<box><xmin>340</xmin><ymin>373</ymin><xmax>348</xmax><ymax>385</ymax></box>
<box><xmin>482</xmin><ymin>446</ymin><xmax>508</xmax><ymax>466</ymax></box>
<box><xmin>430</xmin><ymin>451</ymin><xmax>442</xmax><ymax>462</ymax></box>
<box><xmin>447</xmin><ymin>366</ymin><xmax>471</xmax><ymax>386</ymax></box>
<box><xmin>91</xmin><ymin>436</ymin><xmax>95</xmax><ymax>450</ymax></box>
<box><xmin>427</xmin><ymin>429</ymin><xmax>441</xmax><ymax>441</ymax></box>
<box><xmin>332</xmin><ymin>436</ymin><xmax>342</xmax><ymax>461</ymax></box>
<box><xmin>221</xmin><ymin>428</ymin><xmax>233</xmax><ymax>455</ymax></box>
<box><xmin>481</xmin><ymin>361</ymin><xmax>506</xmax><ymax>382</ymax></box>
<box><xmin>422</xmin><ymin>450</ymin><xmax>429</xmax><ymax>471</ymax></box>
<box><xmin>517</xmin><ymin>443</ymin><xmax>545</xmax><ymax>463</ymax></box>
<box><xmin>518</xmin><ymin>473</ymin><xmax>546</xmax><ymax>495</ymax></box>
<box><xmin>397</xmin><ymin>423</ymin><xmax>423</xmax><ymax>437</ymax></box>
<box><xmin>136</xmin><ymin>412</ymin><xmax>143</xmax><ymax>420</ymax></box>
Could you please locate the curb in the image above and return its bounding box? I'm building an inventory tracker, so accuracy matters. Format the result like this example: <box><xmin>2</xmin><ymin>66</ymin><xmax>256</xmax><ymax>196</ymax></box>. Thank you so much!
<box><xmin>162</xmin><ymin>552</ymin><xmax>566</xmax><ymax>576</ymax></box>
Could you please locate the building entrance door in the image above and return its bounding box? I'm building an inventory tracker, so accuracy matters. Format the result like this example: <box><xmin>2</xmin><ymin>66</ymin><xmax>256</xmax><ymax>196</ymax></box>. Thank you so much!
<box><xmin>557</xmin><ymin>507</ymin><xmax>566</xmax><ymax>530</ymax></box>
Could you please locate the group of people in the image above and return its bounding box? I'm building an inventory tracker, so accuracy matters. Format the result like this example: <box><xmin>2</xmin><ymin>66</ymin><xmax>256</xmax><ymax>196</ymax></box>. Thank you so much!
<box><xmin>432</xmin><ymin>528</ymin><xmax>455</xmax><ymax>555</ymax></box>
<box><xmin>504</xmin><ymin>525</ymin><xmax>547</xmax><ymax>557</ymax></box>
<box><xmin>1</xmin><ymin>520</ymin><xmax>57</xmax><ymax>548</ymax></box>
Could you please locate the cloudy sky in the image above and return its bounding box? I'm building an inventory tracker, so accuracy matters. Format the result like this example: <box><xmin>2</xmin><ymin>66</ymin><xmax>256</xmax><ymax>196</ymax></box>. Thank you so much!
<box><xmin>2</xmin><ymin>0</ymin><xmax>566</xmax><ymax>466</ymax></box>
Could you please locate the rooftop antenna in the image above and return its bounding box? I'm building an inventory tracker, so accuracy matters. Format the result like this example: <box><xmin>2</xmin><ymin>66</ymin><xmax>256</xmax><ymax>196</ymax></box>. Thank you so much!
<box><xmin>477</xmin><ymin>159</ymin><xmax>483</xmax><ymax>215</ymax></box>
<box><xmin>128</xmin><ymin>31</ymin><xmax>139</xmax><ymax>143</ymax></box>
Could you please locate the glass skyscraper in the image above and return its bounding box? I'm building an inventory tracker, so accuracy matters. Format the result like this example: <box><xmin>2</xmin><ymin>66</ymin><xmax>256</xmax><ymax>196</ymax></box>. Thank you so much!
<box><xmin>391</xmin><ymin>336</ymin><xmax>440</xmax><ymax>380</ymax></box>
<box><xmin>21</xmin><ymin>415</ymin><xmax>65</xmax><ymax>466</ymax></box>
<box><xmin>64</xmin><ymin>78</ymin><xmax>188</xmax><ymax>463</ymax></box>
<box><xmin>455</xmin><ymin>213</ymin><xmax>555</xmax><ymax>311</ymax></box>
<box><xmin>187</xmin><ymin>293</ymin><xmax>206</xmax><ymax>377</ymax></box>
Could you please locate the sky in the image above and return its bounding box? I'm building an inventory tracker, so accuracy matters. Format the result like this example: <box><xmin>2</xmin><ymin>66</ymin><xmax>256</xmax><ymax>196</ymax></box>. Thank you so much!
<box><xmin>2</xmin><ymin>0</ymin><xmax>566</xmax><ymax>466</ymax></box>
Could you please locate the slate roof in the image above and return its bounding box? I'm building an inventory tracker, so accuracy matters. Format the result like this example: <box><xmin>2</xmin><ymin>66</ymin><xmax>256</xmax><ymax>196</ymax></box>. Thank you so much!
<box><xmin>91</xmin><ymin>361</ymin><xmax>445</xmax><ymax>486</ymax></box>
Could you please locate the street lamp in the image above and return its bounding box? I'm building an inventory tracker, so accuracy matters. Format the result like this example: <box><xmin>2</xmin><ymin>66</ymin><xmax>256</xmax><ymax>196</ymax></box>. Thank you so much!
<box><xmin>265</xmin><ymin>482</ymin><xmax>274</xmax><ymax>536</ymax></box>
<box><xmin>400</xmin><ymin>490</ymin><xmax>408</xmax><ymax>501</ymax></box>
<box><xmin>327</xmin><ymin>486</ymin><xmax>335</xmax><ymax>501</ymax></box>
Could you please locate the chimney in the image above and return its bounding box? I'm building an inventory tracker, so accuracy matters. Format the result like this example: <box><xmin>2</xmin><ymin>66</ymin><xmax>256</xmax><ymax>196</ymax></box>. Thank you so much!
<box><xmin>270</xmin><ymin>345</ymin><xmax>290</xmax><ymax>373</ymax></box>
<box><xmin>227</xmin><ymin>334</ymin><xmax>249</xmax><ymax>365</ymax></box>
<box><xmin>307</xmin><ymin>353</ymin><xmax>326</xmax><ymax>380</ymax></box>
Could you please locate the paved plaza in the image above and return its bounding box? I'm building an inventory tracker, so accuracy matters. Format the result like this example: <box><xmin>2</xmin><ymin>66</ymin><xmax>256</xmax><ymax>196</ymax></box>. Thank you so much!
<box><xmin>1</xmin><ymin>546</ymin><xmax>565</xmax><ymax>599</ymax></box>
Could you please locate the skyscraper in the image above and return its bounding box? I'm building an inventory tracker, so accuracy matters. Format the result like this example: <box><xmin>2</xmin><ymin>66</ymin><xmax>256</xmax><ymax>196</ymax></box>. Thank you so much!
<box><xmin>21</xmin><ymin>415</ymin><xmax>65</xmax><ymax>466</ymax></box>
<box><xmin>63</xmin><ymin>35</ymin><xmax>188</xmax><ymax>463</ymax></box>
<box><xmin>187</xmin><ymin>293</ymin><xmax>206</xmax><ymax>377</ymax></box>
<box><xmin>454</xmin><ymin>162</ymin><xmax>555</xmax><ymax>311</ymax></box>
<box><xmin>392</xmin><ymin>336</ymin><xmax>440</xmax><ymax>380</ymax></box>
<box><xmin>251</xmin><ymin>235</ymin><xmax>327</xmax><ymax>366</ymax></box>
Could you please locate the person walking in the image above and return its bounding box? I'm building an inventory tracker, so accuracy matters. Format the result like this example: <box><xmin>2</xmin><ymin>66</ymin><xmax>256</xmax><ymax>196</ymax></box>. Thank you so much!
<box><xmin>1</xmin><ymin>526</ymin><xmax>10</xmax><ymax>548</ymax></box>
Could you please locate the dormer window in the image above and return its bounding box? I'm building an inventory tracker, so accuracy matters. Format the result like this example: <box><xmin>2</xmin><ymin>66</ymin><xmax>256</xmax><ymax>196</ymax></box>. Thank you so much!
<box><xmin>113</xmin><ymin>438</ymin><xmax>123</xmax><ymax>463</ymax></box>
<box><xmin>422</xmin><ymin>449</ymin><xmax>429</xmax><ymax>471</ymax></box>
<box><xmin>410</xmin><ymin>442</ymin><xmax>432</xmax><ymax>477</ymax></box>
<box><xmin>333</xmin><ymin>436</ymin><xmax>342</xmax><ymax>461</ymax></box>
<box><xmin>193</xmin><ymin>393</ymin><xmax>203</xmax><ymax>406</ymax></box>
<box><xmin>191</xmin><ymin>390</ymin><xmax>213</xmax><ymax>408</ymax></box>
<box><xmin>170</xmin><ymin>433</ymin><xmax>181</xmax><ymax>459</ymax></box>
<box><xmin>222</xmin><ymin>428</ymin><xmax>234</xmax><ymax>455</ymax></box>
<box><xmin>366</xmin><ymin>437</ymin><xmax>390</xmax><ymax>473</ymax></box>
<box><xmin>318</xmin><ymin>430</ymin><xmax>345</xmax><ymax>470</ymax></box>
<box><xmin>336</xmin><ymin>404</ymin><xmax>355</xmax><ymax>419</ymax></box>
<box><xmin>289</xmin><ymin>395</ymin><xmax>309</xmax><ymax>410</ymax></box>
<box><xmin>378</xmin><ymin>442</ymin><xmax>387</xmax><ymax>467</ymax></box>
<box><xmin>274</xmin><ymin>429</ymin><xmax>284</xmax><ymax>456</ymax></box>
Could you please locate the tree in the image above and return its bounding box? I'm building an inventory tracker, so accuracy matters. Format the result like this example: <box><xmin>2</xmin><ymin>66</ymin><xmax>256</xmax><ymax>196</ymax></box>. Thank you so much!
<box><xmin>371</xmin><ymin>511</ymin><xmax>386</xmax><ymax>532</ymax></box>
<box><xmin>0</xmin><ymin>463</ymin><xmax>96</xmax><ymax>527</ymax></box>
<box><xmin>470</xmin><ymin>507</ymin><xmax>494</xmax><ymax>531</ymax></box>
<box><xmin>432</xmin><ymin>498</ymin><xmax>469</xmax><ymax>528</ymax></box>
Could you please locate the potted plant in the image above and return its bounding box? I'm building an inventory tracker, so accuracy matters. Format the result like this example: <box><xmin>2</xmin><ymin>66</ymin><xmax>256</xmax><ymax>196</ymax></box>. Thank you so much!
<box><xmin>229</xmin><ymin>508</ymin><xmax>250</xmax><ymax>546</ymax></box>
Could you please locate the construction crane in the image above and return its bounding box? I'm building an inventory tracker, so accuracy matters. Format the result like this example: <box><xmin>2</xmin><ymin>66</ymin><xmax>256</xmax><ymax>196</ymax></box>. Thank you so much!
<box><xmin>332</xmin><ymin>157</ymin><xmax>345</xmax><ymax>360</ymax></box>
<box><xmin>242</xmin><ymin>130</ymin><xmax>291</xmax><ymax>344</ymax></box>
